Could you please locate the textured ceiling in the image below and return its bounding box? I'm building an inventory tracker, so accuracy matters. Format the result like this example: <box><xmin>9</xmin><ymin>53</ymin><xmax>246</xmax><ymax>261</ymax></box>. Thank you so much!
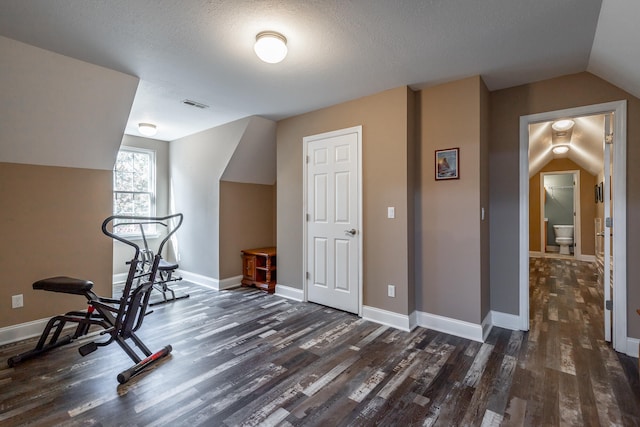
<box><xmin>0</xmin><ymin>0</ymin><xmax>607</xmax><ymax>141</ymax></box>
<box><xmin>0</xmin><ymin>0</ymin><xmax>637</xmax><ymax>146</ymax></box>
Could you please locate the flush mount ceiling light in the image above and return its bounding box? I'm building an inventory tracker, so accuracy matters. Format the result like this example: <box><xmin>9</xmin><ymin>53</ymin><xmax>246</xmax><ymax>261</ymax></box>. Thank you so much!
<box><xmin>551</xmin><ymin>119</ymin><xmax>575</xmax><ymax>132</ymax></box>
<box><xmin>552</xmin><ymin>145</ymin><xmax>570</xmax><ymax>154</ymax></box>
<box><xmin>254</xmin><ymin>31</ymin><xmax>288</xmax><ymax>64</ymax></box>
<box><xmin>138</xmin><ymin>123</ymin><xmax>157</xmax><ymax>137</ymax></box>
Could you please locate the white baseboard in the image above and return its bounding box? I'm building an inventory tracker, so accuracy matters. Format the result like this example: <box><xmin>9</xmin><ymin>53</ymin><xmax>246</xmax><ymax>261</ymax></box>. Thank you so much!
<box><xmin>176</xmin><ymin>270</ymin><xmax>241</xmax><ymax>291</ymax></box>
<box><xmin>275</xmin><ymin>284</ymin><xmax>304</xmax><ymax>301</ymax></box>
<box><xmin>482</xmin><ymin>311</ymin><xmax>493</xmax><ymax>341</ymax></box>
<box><xmin>490</xmin><ymin>310</ymin><xmax>521</xmax><ymax>331</ymax></box>
<box><xmin>218</xmin><ymin>275</ymin><xmax>243</xmax><ymax>290</ymax></box>
<box><xmin>626</xmin><ymin>337</ymin><xmax>639</xmax><ymax>358</ymax></box>
<box><xmin>362</xmin><ymin>305</ymin><xmax>414</xmax><ymax>332</ymax></box>
<box><xmin>113</xmin><ymin>272</ymin><xmax>128</xmax><ymax>284</ymax></box>
<box><xmin>416</xmin><ymin>311</ymin><xmax>485</xmax><ymax>342</ymax></box>
<box><xmin>409</xmin><ymin>311</ymin><xmax>418</xmax><ymax>331</ymax></box>
<box><xmin>0</xmin><ymin>318</ymin><xmax>50</xmax><ymax>346</ymax></box>
<box><xmin>577</xmin><ymin>254</ymin><xmax>596</xmax><ymax>262</ymax></box>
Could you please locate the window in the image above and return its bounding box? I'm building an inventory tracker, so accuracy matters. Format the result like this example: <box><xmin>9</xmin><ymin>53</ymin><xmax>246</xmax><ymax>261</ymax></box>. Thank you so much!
<box><xmin>113</xmin><ymin>147</ymin><xmax>156</xmax><ymax>235</ymax></box>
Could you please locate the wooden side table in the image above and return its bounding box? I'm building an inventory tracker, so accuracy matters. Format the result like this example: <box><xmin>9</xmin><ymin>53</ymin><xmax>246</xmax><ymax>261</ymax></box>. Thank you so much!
<box><xmin>241</xmin><ymin>247</ymin><xmax>276</xmax><ymax>293</ymax></box>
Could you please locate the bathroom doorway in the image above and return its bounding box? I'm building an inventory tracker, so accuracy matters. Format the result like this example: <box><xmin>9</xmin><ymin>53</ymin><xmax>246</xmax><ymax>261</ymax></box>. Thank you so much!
<box><xmin>519</xmin><ymin>100</ymin><xmax>627</xmax><ymax>353</ymax></box>
<box><xmin>540</xmin><ymin>171</ymin><xmax>579</xmax><ymax>257</ymax></box>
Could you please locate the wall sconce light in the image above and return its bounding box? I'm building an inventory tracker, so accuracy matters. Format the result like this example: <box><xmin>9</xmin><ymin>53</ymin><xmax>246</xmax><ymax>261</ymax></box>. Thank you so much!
<box><xmin>138</xmin><ymin>123</ymin><xmax>157</xmax><ymax>137</ymax></box>
<box><xmin>254</xmin><ymin>31</ymin><xmax>288</xmax><ymax>64</ymax></box>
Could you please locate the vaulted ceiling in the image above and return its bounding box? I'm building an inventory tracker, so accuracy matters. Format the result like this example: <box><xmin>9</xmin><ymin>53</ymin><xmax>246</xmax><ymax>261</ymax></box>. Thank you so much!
<box><xmin>529</xmin><ymin>115</ymin><xmax>606</xmax><ymax>178</ymax></box>
<box><xmin>0</xmin><ymin>0</ymin><xmax>638</xmax><ymax>149</ymax></box>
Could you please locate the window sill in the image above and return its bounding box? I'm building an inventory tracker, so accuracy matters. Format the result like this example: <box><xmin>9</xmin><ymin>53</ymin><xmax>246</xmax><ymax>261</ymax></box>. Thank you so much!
<box><xmin>113</xmin><ymin>233</ymin><xmax>162</xmax><ymax>242</ymax></box>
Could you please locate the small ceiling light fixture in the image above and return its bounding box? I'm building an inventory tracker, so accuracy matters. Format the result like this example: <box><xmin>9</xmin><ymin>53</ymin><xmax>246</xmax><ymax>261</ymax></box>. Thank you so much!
<box><xmin>551</xmin><ymin>119</ymin><xmax>575</xmax><ymax>132</ymax></box>
<box><xmin>138</xmin><ymin>123</ymin><xmax>157</xmax><ymax>137</ymax></box>
<box><xmin>552</xmin><ymin>145</ymin><xmax>570</xmax><ymax>154</ymax></box>
<box><xmin>254</xmin><ymin>31</ymin><xmax>288</xmax><ymax>64</ymax></box>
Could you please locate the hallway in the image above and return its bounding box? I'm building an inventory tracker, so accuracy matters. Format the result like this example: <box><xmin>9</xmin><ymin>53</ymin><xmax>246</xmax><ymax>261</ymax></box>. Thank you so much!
<box><xmin>518</xmin><ymin>256</ymin><xmax>640</xmax><ymax>425</ymax></box>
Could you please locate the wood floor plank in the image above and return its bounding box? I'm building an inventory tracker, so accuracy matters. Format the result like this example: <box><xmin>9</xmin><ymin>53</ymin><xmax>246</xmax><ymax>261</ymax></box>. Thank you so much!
<box><xmin>1</xmin><ymin>256</ymin><xmax>638</xmax><ymax>426</ymax></box>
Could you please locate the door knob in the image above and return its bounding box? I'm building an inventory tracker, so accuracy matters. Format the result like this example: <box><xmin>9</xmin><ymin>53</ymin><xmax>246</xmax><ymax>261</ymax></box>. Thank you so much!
<box><xmin>345</xmin><ymin>229</ymin><xmax>357</xmax><ymax>236</ymax></box>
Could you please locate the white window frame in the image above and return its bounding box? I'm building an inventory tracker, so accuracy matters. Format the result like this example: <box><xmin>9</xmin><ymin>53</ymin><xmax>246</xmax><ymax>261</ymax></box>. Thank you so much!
<box><xmin>113</xmin><ymin>146</ymin><xmax>157</xmax><ymax>237</ymax></box>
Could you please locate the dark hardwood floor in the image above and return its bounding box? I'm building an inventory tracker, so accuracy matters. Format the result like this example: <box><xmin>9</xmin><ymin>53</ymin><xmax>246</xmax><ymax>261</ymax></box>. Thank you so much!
<box><xmin>1</xmin><ymin>257</ymin><xmax>638</xmax><ymax>426</ymax></box>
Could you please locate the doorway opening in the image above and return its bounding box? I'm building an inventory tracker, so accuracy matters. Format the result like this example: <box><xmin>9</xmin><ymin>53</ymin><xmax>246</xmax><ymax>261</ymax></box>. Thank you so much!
<box><xmin>539</xmin><ymin>171</ymin><xmax>580</xmax><ymax>258</ymax></box>
<box><xmin>519</xmin><ymin>100</ymin><xmax>627</xmax><ymax>353</ymax></box>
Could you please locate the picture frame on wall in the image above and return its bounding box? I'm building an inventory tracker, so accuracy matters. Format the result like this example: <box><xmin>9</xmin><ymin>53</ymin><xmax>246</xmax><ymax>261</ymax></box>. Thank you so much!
<box><xmin>598</xmin><ymin>181</ymin><xmax>604</xmax><ymax>203</ymax></box>
<box><xmin>435</xmin><ymin>148</ymin><xmax>459</xmax><ymax>180</ymax></box>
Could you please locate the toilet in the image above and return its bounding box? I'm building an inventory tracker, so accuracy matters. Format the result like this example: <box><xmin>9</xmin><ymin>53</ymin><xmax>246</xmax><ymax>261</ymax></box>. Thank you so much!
<box><xmin>553</xmin><ymin>225</ymin><xmax>574</xmax><ymax>255</ymax></box>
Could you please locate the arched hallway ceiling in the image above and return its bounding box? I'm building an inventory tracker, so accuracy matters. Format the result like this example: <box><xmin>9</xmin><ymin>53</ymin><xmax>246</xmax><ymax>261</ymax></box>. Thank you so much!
<box><xmin>529</xmin><ymin>115</ymin><xmax>605</xmax><ymax>177</ymax></box>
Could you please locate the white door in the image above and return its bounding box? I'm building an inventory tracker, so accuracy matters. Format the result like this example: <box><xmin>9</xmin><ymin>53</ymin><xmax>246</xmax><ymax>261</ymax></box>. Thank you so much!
<box><xmin>603</xmin><ymin>113</ymin><xmax>613</xmax><ymax>342</ymax></box>
<box><xmin>304</xmin><ymin>126</ymin><xmax>361</xmax><ymax>314</ymax></box>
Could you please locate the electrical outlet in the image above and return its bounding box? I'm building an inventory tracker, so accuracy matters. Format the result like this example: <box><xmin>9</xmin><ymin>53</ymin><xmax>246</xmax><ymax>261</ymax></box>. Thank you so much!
<box><xmin>387</xmin><ymin>284</ymin><xmax>395</xmax><ymax>298</ymax></box>
<box><xmin>12</xmin><ymin>294</ymin><xmax>24</xmax><ymax>308</ymax></box>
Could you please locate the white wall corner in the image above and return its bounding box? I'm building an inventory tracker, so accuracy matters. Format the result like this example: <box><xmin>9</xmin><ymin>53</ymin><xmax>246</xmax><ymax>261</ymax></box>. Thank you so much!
<box><xmin>626</xmin><ymin>337</ymin><xmax>639</xmax><ymax>358</ymax></box>
<box><xmin>0</xmin><ymin>318</ymin><xmax>51</xmax><ymax>346</ymax></box>
<box><xmin>113</xmin><ymin>272</ymin><xmax>128</xmax><ymax>284</ymax></box>
<box><xmin>490</xmin><ymin>310</ymin><xmax>522</xmax><ymax>331</ymax></box>
<box><xmin>362</xmin><ymin>305</ymin><xmax>413</xmax><ymax>332</ymax></box>
<box><xmin>409</xmin><ymin>310</ymin><xmax>418</xmax><ymax>331</ymax></box>
<box><xmin>177</xmin><ymin>271</ymin><xmax>241</xmax><ymax>290</ymax></box>
<box><xmin>482</xmin><ymin>311</ymin><xmax>493</xmax><ymax>342</ymax></box>
<box><xmin>416</xmin><ymin>311</ymin><xmax>485</xmax><ymax>343</ymax></box>
<box><xmin>218</xmin><ymin>275</ymin><xmax>242</xmax><ymax>290</ymax></box>
<box><xmin>275</xmin><ymin>283</ymin><xmax>304</xmax><ymax>301</ymax></box>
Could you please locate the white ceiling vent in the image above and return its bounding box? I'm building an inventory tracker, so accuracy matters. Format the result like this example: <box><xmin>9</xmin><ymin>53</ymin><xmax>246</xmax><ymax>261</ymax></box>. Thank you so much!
<box><xmin>182</xmin><ymin>99</ymin><xmax>209</xmax><ymax>109</ymax></box>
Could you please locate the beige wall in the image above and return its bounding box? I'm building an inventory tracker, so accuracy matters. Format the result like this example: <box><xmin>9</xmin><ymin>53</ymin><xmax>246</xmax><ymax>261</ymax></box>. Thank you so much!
<box><xmin>417</xmin><ymin>76</ymin><xmax>486</xmax><ymax>324</ymax></box>
<box><xmin>490</xmin><ymin>72</ymin><xmax>640</xmax><ymax>338</ymax></box>
<box><xmin>0</xmin><ymin>163</ymin><xmax>112</xmax><ymax>329</ymax></box>
<box><xmin>480</xmin><ymin>79</ymin><xmax>491</xmax><ymax>320</ymax></box>
<box><xmin>407</xmin><ymin>88</ymin><xmax>417</xmax><ymax>314</ymax></box>
<box><xmin>529</xmin><ymin>159</ymin><xmax>596</xmax><ymax>255</ymax></box>
<box><xmin>277</xmin><ymin>86</ymin><xmax>414</xmax><ymax>315</ymax></box>
<box><xmin>219</xmin><ymin>181</ymin><xmax>276</xmax><ymax>279</ymax></box>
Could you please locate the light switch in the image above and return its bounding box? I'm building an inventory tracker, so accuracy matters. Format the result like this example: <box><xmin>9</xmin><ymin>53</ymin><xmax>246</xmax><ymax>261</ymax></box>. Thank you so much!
<box><xmin>387</xmin><ymin>207</ymin><xmax>395</xmax><ymax>219</ymax></box>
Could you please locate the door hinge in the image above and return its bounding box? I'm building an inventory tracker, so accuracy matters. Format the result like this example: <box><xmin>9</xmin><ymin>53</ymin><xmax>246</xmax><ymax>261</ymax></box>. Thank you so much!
<box><xmin>306</xmin><ymin>155</ymin><xmax>310</xmax><ymax>164</ymax></box>
<box><xmin>606</xmin><ymin>217</ymin><xmax>613</xmax><ymax>228</ymax></box>
<box><xmin>306</xmin><ymin>213</ymin><xmax>310</xmax><ymax>221</ymax></box>
<box><xmin>306</xmin><ymin>272</ymin><xmax>310</xmax><ymax>279</ymax></box>
<box><xmin>605</xmin><ymin>300</ymin><xmax>613</xmax><ymax>311</ymax></box>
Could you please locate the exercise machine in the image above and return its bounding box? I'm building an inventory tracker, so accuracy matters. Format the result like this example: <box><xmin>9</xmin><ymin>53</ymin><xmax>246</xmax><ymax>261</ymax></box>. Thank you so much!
<box><xmin>6</xmin><ymin>213</ymin><xmax>183</xmax><ymax>384</ymax></box>
<box><xmin>130</xmin><ymin>216</ymin><xmax>188</xmax><ymax>306</ymax></box>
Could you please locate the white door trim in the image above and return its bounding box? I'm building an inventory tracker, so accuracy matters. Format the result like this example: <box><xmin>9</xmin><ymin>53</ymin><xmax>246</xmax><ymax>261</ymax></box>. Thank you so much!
<box><xmin>519</xmin><ymin>100</ymin><xmax>627</xmax><ymax>353</ymax></box>
<box><xmin>302</xmin><ymin>125</ymin><xmax>363</xmax><ymax>316</ymax></box>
